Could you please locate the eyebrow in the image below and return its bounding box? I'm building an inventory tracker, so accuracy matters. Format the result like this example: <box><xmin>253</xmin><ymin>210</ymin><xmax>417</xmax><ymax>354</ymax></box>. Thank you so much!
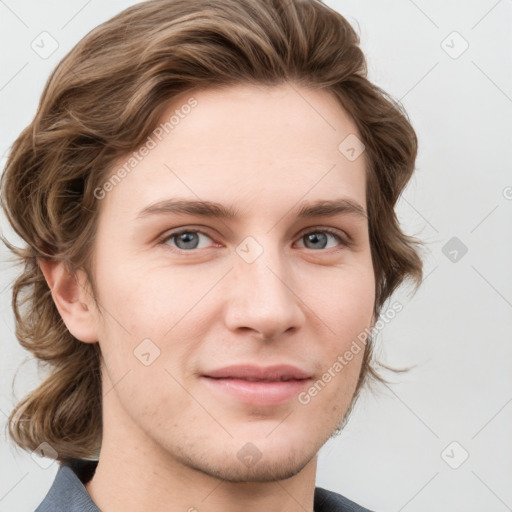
<box><xmin>136</xmin><ymin>197</ymin><xmax>368</xmax><ymax>221</ymax></box>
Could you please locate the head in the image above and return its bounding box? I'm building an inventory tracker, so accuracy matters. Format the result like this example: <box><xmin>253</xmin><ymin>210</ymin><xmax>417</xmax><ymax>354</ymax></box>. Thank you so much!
<box><xmin>1</xmin><ymin>0</ymin><xmax>422</xmax><ymax>474</ymax></box>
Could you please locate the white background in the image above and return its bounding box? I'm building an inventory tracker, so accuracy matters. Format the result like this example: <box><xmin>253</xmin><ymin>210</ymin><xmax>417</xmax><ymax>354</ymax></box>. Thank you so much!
<box><xmin>1</xmin><ymin>1</ymin><xmax>511</xmax><ymax>511</ymax></box>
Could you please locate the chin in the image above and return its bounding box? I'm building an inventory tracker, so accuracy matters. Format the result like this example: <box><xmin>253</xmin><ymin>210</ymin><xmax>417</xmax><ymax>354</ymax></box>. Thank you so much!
<box><xmin>188</xmin><ymin>451</ymin><xmax>314</xmax><ymax>483</ymax></box>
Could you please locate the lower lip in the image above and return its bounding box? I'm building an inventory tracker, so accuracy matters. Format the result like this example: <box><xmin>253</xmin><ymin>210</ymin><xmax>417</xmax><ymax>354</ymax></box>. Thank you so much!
<box><xmin>201</xmin><ymin>377</ymin><xmax>311</xmax><ymax>406</ymax></box>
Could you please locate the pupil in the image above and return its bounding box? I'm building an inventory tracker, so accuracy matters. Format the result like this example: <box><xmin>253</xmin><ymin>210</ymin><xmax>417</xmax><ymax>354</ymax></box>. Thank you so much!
<box><xmin>177</xmin><ymin>232</ymin><xmax>198</xmax><ymax>249</ymax></box>
<box><xmin>306</xmin><ymin>232</ymin><xmax>327</xmax><ymax>249</ymax></box>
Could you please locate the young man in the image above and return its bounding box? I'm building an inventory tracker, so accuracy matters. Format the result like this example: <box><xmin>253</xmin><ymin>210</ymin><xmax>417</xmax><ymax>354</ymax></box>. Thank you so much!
<box><xmin>1</xmin><ymin>1</ymin><xmax>423</xmax><ymax>511</ymax></box>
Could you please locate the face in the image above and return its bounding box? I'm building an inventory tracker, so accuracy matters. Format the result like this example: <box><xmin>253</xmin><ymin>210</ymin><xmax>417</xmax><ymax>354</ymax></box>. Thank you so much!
<box><xmin>87</xmin><ymin>83</ymin><xmax>375</xmax><ymax>482</ymax></box>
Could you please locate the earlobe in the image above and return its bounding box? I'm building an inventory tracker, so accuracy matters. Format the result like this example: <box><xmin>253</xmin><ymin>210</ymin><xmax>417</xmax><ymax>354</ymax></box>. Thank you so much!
<box><xmin>37</xmin><ymin>258</ymin><xmax>99</xmax><ymax>344</ymax></box>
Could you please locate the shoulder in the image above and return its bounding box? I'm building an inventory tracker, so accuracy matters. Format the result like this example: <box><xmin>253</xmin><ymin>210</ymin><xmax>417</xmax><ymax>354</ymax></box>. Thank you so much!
<box><xmin>314</xmin><ymin>486</ymin><xmax>375</xmax><ymax>512</ymax></box>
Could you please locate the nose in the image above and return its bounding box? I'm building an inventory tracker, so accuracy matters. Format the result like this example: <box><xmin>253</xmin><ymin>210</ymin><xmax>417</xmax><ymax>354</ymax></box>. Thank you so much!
<box><xmin>223</xmin><ymin>241</ymin><xmax>305</xmax><ymax>341</ymax></box>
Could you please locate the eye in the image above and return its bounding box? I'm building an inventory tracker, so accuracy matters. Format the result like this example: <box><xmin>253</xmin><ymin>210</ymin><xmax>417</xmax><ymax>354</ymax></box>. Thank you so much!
<box><xmin>295</xmin><ymin>228</ymin><xmax>346</xmax><ymax>251</ymax></box>
<box><xmin>159</xmin><ymin>227</ymin><xmax>348</xmax><ymax>253</ymax></box>
<box><xmin>161</xmin><ymin>229</ymin><xmax>216</xmax><ymax>251</ymax></box>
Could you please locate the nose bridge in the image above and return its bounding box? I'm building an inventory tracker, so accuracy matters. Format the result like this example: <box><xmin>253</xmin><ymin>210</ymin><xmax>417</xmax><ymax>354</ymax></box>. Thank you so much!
<box><xmin>224</xmin><ymin>235</ymin><xmax>303</xmax><ymax>338</ymax></box>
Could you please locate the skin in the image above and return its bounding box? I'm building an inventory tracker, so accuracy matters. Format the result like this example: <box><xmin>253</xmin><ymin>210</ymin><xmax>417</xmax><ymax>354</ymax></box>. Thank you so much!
<box><xmin>39</xmin><ymin>82</ymin><xmax>376</xmax><ymax>512</ymax></box>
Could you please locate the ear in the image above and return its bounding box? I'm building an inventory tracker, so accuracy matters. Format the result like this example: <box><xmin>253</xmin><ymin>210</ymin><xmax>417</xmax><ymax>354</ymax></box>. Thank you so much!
<box><xmin>37</xmin><ymin>258</ymin><xmax>99</xmax><ymax>344</ymax></box>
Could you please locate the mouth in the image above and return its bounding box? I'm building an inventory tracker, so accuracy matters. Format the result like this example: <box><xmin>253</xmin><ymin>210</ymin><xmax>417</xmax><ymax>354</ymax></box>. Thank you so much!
<box><xmin>201</xmin><ymin>377</ymin><xmax>312</xmax><ymax>406</ymax></box>
<box><xmin>202</xmin><ymin>363</ymin><xmax>311</xmax><ymax>381</ymax></box>
<box><xmin>201</xmin><ymin>364</ymin><xmax>312</xmax><ymax>406</ymax></box>
<box><xmin>206</xmin><ymin>376</ymin><xmax>306</xmax><ymax>382</ymax></box>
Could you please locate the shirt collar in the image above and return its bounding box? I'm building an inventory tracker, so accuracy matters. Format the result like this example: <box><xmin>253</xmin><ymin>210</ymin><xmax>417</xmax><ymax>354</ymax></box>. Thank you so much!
<box><xmin>35</xmin><ymin>459</ymin><xmax>100</xmax><ymax>512</ymax></box>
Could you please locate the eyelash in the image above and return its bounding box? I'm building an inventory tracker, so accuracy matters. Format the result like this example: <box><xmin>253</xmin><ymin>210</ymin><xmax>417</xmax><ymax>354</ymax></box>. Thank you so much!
<box><xmin>158</xmin><ymin>226</ymin><xmax>350</xmax><ymax>253</ymax></box>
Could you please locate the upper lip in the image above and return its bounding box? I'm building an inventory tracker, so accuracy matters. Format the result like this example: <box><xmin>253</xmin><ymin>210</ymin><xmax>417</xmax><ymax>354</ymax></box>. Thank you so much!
<box><xmin>202</xmin><ymin>364</ymin><xmax>311</xmax><ymax>382</ymax></box>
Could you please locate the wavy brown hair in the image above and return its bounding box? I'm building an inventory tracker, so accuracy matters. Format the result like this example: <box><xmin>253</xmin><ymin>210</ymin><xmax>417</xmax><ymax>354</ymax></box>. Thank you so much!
<box><xmin>1</xmin><ymin>0</ymin><xmax>423</xmax><ymax>461</ymax></box>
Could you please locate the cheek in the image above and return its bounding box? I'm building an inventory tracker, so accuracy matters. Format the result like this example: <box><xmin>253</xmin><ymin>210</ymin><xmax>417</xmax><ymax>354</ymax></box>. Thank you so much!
<box><xmin>316</xmin><ymin>265</ymin><xmax>375</xmax><ymax>390</ymax></box>
<box><xmin>324</xmin><ymin>264</ymin><xmax>375</xmax><ymax>331</ymax></box>
<box><xmin>93</xmin><ymin>262</ymin><xmax>209</xmax><ymax>380</ymax></box>
<box><xmin>94</xmin><ymin>257</ymin><xmax>183</xmax><ymax>332</ymax></box>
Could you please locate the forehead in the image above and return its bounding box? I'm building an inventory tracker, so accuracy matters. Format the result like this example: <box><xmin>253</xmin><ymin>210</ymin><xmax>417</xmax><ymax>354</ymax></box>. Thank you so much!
<box><xmin>98</xmin><ymin>83</ymin><xmax>367</xmax><ymax>223</ymax></box>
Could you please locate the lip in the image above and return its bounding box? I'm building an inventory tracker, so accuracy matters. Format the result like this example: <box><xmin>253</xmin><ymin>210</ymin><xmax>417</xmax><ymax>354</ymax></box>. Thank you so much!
<box><xmin>201</xmin><ymin>364</ymin><xmax>312</xmax><ymax>406</ymax></box>
<box><xmin>202</xmin><ymin>364</ymin><xmax>311</xmax><ymax>381</ymax></box>
<box><xmin>201</xmin><ymin>376</ymin><xmax>311</xmax><ymax>406</ymax></box>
